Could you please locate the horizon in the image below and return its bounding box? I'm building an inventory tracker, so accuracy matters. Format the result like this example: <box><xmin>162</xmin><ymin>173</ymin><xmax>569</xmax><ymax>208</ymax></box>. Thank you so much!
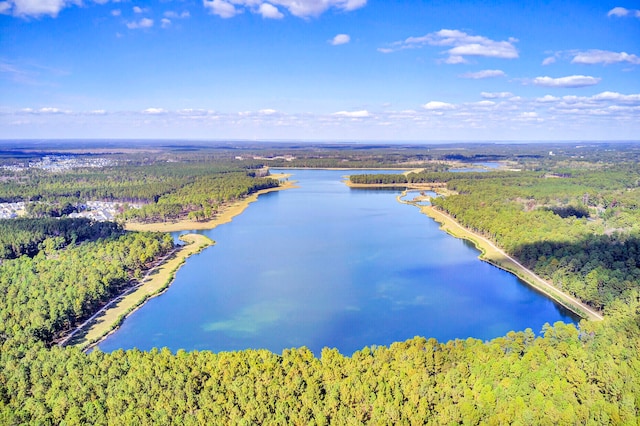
<box><xmin>2</xmin><ymin>0</ymin><xmax>639</xmax><ymax>141</ymax></box>
<box><xmin>1</xmin><ymin>138</ymin><xmax>640</xmax><ymax>146</ymax></box>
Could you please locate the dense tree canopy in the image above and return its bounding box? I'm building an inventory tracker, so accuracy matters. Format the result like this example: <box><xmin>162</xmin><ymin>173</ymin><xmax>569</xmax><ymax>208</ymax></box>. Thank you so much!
<box><xmin>0</xmin><ymin>218</ymin><xmax>123</xmax><ymax>260</ymax></box>
<box><xmin>0</xmin><ymin>145</ymin><xmax>638</xmax><ymax>423</ymax></box>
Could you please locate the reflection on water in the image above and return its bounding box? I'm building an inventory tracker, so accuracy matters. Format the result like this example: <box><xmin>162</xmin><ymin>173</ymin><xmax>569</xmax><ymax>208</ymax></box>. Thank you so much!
<box><xmin>99</xmin><ymin>169</ymin><xmax>579</xmax><ymax>355</ymax></box>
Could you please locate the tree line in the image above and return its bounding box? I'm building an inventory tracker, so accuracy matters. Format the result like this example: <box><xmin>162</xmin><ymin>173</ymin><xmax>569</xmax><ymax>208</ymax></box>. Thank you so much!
<box><xmin>0</xmin><ymin>154</ymin><xmax>638</xmax><ymax>423</ymax></box>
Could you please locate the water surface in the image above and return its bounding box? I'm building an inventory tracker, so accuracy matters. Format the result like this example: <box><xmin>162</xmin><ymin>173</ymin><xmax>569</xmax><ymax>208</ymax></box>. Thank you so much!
<box><xmin>99</xmin><ymin>169</ymin><xmax>578</xmax><ymax>355</ymax></box>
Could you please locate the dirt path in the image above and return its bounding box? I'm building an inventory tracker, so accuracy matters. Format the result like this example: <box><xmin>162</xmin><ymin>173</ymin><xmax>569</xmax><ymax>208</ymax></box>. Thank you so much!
<box><xmin>58</xmin><ymin>234</ymin><xmax>214</xmax><ymax>349</ymax></box>
<box><xmin>56</xmin><ymin>249</ymin><xmax>178</xmax><ymax>348</ymax></box>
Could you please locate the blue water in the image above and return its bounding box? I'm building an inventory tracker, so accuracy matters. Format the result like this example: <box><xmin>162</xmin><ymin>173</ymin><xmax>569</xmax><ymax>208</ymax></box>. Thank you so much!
<box><xmin>98</xmin><ymin>169</ymin><xmax>579</xmax><ymax>355</ymax></box>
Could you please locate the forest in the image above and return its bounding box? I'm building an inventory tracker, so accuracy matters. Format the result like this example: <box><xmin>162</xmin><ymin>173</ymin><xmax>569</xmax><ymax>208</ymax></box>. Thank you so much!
<box><xmin>0</xmin><ymin>160</ymin><xmax>279</xmax><ymax>224</ymax></box>
<box><xmin>0</xmin><ymin>141</ymin><xmax>638</xmax><ymax>424</ymax></box>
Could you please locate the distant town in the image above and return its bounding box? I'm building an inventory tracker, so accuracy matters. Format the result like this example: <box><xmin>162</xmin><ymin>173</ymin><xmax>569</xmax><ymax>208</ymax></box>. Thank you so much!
<box><xmin>0</xmin><ymin>201</ymin><xmax>141</xmax><ymax>221</ymax></box>
<box><xmin>1</xmin><ymin>155</ymin><xmax>116</xmax><ymax>172</ymax></box>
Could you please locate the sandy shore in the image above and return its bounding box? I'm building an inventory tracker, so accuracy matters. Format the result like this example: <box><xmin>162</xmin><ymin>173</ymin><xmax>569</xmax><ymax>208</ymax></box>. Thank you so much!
<box><xmin>397</xmin><ymin>191</ymin><xmax>603</xmax><ymax>321</ymax></box>
<box><xmin>125</xmin><ymin>178</ymin><xmax>296</xmax><ymax>233</ymax></box>
<box><xmin>64</xmin><ymin>178</ymin><xmax>296</xmax><ymax>350</ymax></box>
<box><xmin>63</xmin><ymin>234</ymin><xmax>214</xmax><ymax>351</ymax></box>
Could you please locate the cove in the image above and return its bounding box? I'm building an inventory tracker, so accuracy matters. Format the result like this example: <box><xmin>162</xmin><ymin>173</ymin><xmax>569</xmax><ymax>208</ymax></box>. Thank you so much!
<box><xmin>98</xmin><ymin>169</ymin><xmax>579</xmax><ymax>355</ymax></box>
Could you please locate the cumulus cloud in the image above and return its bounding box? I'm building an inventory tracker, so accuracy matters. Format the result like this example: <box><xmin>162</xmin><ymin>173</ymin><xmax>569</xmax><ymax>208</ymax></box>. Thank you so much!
<box><xmin>459</xmin><ymin>69</ymin><xmax>505</xmax><ymax>79</ymax></box>
<box><xmin>571</xmin><ymin>50</ymin><xmax>640</xmax><ymax>65</ymax></box>
<box><xmin>592</xmin><ymin>91</ymin><xmax>640</xmax><ymax>102</ymax></box>
<box><xmin>0</xmin><ymin>0</ymin><xmax>81</xmax><ymax>17</ymax></box>
<box><xmin>543</xmin><ymin>49</ymin><xmax>640</xmax><ymax>66</ymax></box>
<box><xmin>379</xmin><ymin>29</ymin><xmax>518</xmax><ymax>63</ymax></box>
<box><xmin>6</xmin><ymin>93</ymin><xmax>639</xmax><ymax>140</ymax></box>
<box><xmin>536</xmin><ymin>95</ymin><xmax>560</xmax><ymax>103</ymax></box>
<box><xmin>203</xmin><ymin>0</ymin><xmax>367</xmax><ymax>19</ymax></box>
<box><xmin>607</xmin><ymin>6</ymin><xmax>640</xmax><ymax>18</ymax></box>
<box><xmin>38</xmin><ymin>107</ymin><xmax>65</xmax><ymax>113</ymax></box>
<box><xmin>258</xmin><ymin>3</ymin><xmax>283</xmax><ymax>18</ymax></box>
<box><xmin>126</xmin><ymin>17</ymin><xmax>153</xmax><ymax>29</ymax></box>
<box><xmin>423</xmin><ymin>101</ymin><xmax>455</xmax><ymax>110</ymax></box>
<box><xmin>133</xmin><ymin>6</ymin><xmax>147</xmax><ymax>14</ymax></box>
<box><xmin>273</xmin><ymin>0</ymin><xmax>366</xmax><ymax>17</ymax></box>
<box><xmin>332</xmin><ymin>110</ymin><xmax>370</xmax><ymax>118</ymax></box>
<box><xmin>14</xmin><ymin>106</ymin><xmax>71</xmax><ymax>114</ymax></box>
<box><xmin>111</xmin><ymin>8</ymin><xmax>121</xmax><ymax>16</ymax></box>
<box><xmin>203</xmin><ymin>0</ymin><xmax>237</xmax><ymax>18</ymax></box>
<box><xmin>142</xmin><ymin>108</ymin><xmax>167</xmax><ymax>114</ymax></box>
<box><xmin>532</xmin><ymin>75</ymin><xmax>601</xmax><ymax>88</ymax></box>
<box><xmin>161</xmin><ymin>18</ymin><xmax>171</xmax><ymax>28</ymax></box>
<box><xmin>481</xmin><ymin>91</ymin><xmax>513</xmax><ymax>99</ymax></box>
<box><xmin>330</xmin><ymin>34</ymin><xmax>350</xmax><ymax>45</ymax></box>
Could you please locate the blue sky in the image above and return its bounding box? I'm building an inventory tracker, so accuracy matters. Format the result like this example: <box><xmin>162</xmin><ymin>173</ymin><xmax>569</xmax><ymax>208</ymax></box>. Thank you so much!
<box><xmin>1</xmin><ymin>0</ymin><xmax>639</xmax><ymax>141</ymax></box>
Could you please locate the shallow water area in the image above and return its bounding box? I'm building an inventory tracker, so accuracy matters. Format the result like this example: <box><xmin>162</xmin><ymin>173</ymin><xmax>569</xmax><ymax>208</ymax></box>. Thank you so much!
<box><xmin>98</xmin><ymin>169</ymin><xmax>579</xmax><ymax>355</ymax></box>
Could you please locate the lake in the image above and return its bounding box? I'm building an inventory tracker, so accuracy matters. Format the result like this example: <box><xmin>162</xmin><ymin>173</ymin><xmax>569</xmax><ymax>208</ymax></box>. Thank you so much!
<box><xmin>98</xmin><ymin>169</ymin><xmax>579</xmax><ymax>355</ymax></box>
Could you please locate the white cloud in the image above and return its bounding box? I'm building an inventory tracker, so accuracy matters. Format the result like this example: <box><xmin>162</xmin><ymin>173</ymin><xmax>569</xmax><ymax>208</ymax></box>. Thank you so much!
<box><xmin>133</xmin><ymin>6</ymin><xmax>146</xmax><ymax>14</ymax></box>
<box><xmin>444</xmin><ymin>55</ymin><xmax>467</xmax><ymax>64</ymax></box>
<box><xmin>126</xmin><ymin>17</ymin><xmax>154</xmax><ymax>29</ymax></box>
<box><xmin>592</xmin><ymin>91</ymin><xmax>640</xmax><ymax>102</ymax></box>
<box><xmin>542</xmin><ymin>56</ymin><xmax>556</xmax><ymax>65</ymax></box>
<box><xmin>203</xmin><ymin>0</ymin><xmax>366</xmax><ymax>19</ymax></box>
<box><xmin>203</xmin><ymin>0</ymin><xmax>237</xmax><ymax>18</ymax></box>
<box><xmin>273</xmin><ymin>0</ymin><xmax>366</xmax><ymax>17</ymax></box>
<box><xmin>330</xmin><ymin>34</ymin><xmax>350</xmax><ymax>45</ymax></box>
<box><xmin>379</xmin><ymin>29</ymin><xmax>518</xmax><ymax>63</ymax></box>
<box><xmin>532</xmin><ymin>75</ymin><xmax>601</xmax><ymax>88</ymax></box>
<box><xmin>423</xmin><ymin>101</ymin><xmax>455</xmax><ymax>110</ymax></box>
<box><xmin>608</xmin><ymin>6</ymin><xmax>629</xmax><ymax>17</ymax></box>
<box><xmin>481</xmin><ymin>91</ymin><xmax>513</xmax><ymax>99</ymax></box>
<box><xmin>142</xmin><ymin>108</ymin><xmax>167</xmax><ymax>114</ymax></box>
<box><xmin>459</xmin><ymin>69</ymin><xmax>505</xmax><ymax>79</ymax></box>
<box><xmin>39</xmin><ymin>107</ymin><xmax>65</xmax><ymax>113</ymax></box>
<box><xmin>6</xmin><ymin>94</ymin><xmax>639</xmax><ymax>140</ymax></box>
<box><xmin>258</xmin><ymin>3</ymin><xmax>283</xmax><ymax>19</ymax></box>
<box><xmin>607</xmin><ymin>6</ymin><xmax>640</xmax><ymax>17</ymax></box>
<box><xmin>161</xmin><ymin>17</ymin><xmax>171</xmax><ymax>28</ymax></box>
<box><xmin>544</xmin><ymin>49</ymin><xmax>640</xmax><ymax>66</ymax></box>
<box><xmin>2</xmin><ymin>0</ymin><xmax>78</xmax><ymax>18</ymax></box>
<box><xmin>111</xmin><ymin>8</ymin><xmax>121</xmax><ymax>16</ymax></box>
<box><xmin>536</xmin><ymin>95</ymin><xmax>560</xmax><ymax>103</ymax></box>
<box><xmin>332</xmin><ymin>110</ymin><xmax>370</xmax><ymax>118</ymax></box>
<box><xmin>571</xmin><ymin>50</ymin><xmax>640</xmax><ymax>65</ymax></box>
<box><xmin>13</xmin><ymin>106</ymin><xmax>71</xmax><ymax>114</ymax></box>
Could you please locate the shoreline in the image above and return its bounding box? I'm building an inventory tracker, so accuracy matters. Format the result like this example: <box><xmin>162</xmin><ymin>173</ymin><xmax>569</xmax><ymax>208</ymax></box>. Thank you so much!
<box><xmin>396</xmin><ymin>190</ymin><xmax>603</xmax><ymax>321</ymax></box>
<box><xmin>62</xmin><ymin>233</ymin><xmax>214</xmax><ymax>351</ymax></box>
<box><xmin>70</xmin><ymin>177</ymin><xmax>296</xmax><ymax>350</ymax></box>
<box><xmin>345</xmin><ymin>181</ymin><xmax>448</xmax><ymax>190</ymax></box>
<box><xmin>125</xmin><ymin>177</ymin><xmax>296</xmax><ymax>233</ymax></box>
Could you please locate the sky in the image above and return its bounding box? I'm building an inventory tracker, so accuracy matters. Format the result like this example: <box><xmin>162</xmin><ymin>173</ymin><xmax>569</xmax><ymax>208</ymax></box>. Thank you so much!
<box><xmin>1</xmin><ymin>0</ymin><xmax>639</xmax><ymax>142</ymax></box>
